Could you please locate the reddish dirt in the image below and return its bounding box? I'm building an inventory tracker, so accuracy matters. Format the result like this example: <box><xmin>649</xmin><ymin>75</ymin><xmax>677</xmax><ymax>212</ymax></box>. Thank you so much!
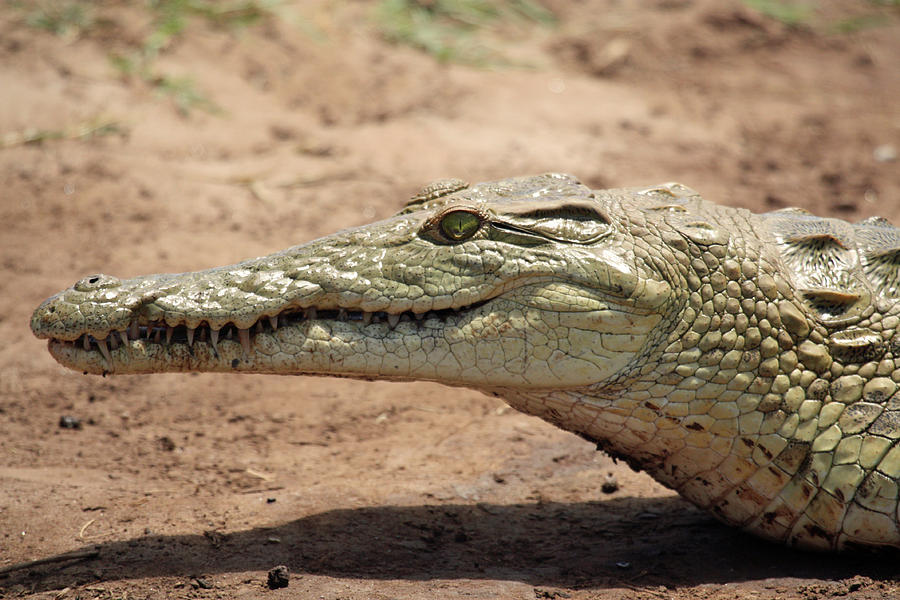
<box><xmin>2</xmin><ymin>1</ymin><xmax>900</xmax><ymax>598</ymax></box>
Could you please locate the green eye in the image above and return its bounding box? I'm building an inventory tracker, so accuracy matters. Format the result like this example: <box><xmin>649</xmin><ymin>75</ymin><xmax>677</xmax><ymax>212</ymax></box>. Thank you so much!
<box><xmin>440</xmin><ymin>211</ymin><xmax>481</xmax><ymax>241</ymax></box>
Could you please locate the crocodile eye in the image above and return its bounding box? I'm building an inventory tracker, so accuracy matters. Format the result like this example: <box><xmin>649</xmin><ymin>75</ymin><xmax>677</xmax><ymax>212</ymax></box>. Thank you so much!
<box><xmin>440</xmin><ymin>211</ymin><xmax>481</xmax><ymax>241</ymax></box>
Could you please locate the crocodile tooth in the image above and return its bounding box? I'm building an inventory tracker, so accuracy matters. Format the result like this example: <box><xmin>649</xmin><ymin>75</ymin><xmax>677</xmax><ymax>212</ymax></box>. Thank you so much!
<box><xmin>255</xmin><ymin>321</ymin><xmax>263</xmax><ymax>333</ymax></box>
<box><xmin>83</xmin><ymin>335</ymin><xmax>90</xmax><ymax>351</ymax></box>
<box><xmin>414</xmin><ymin>312</ymin><xmax>424</xmax><ymax>321</ymax></box>
<box><xmin>186</xmin><ymin>327</ymin><xmax>195</xmax><ymax>347</ymax></box>
<box><xmin>226</xmin><ymin>327</ymin><xmax>233</xmax><ymax>340</ymax></box>
<box><xmin>96</xmin><ymin>337</ymin><xmax>112</xmax><ymax>364</ymax></box>
<box><xmin>165</xmin><ymin>326</ymin><xmax>173</xmax><ymax>345</ymax></box>
<box><xmin>238</xmin><ymin>328</ymin><xmax>251</xmax><ymax>355</ymax></box>
<box><xmin>109</xmin><ymin>334</ymin><xmax>118</xmax><ymax>350</ymax></box>
<box><xmin>120</xmin><ymin>331</ymin><xmax>130</xmax><ymax>348</ymax></box>
<box><xmin>387</xmin><ymin>314</ymin><xmax>400</xmax><ymax>328</ymax></box>
<box><xmin>210</xmin><ymin>329</ymin><xmax>219</xmax><ymax>351</ymax></box>
<box><xmin>145</xmin><ymin>322</ymin><xmax>155</xmax><ymax>339</ymax></box>
<box><xmin>154</xmin><ymin>328</ymin><xmax>162</xmax><ymax>343</ymax></box>
<box><xmin>362</xmin><ymin>312</ymin><xmax>373</xmax><ymax>326</ymax></box>
<box><xmin>268</xmin><ymin>316</ymin><xmax>278</xmax><ymax>331</ymax></box>
<box><xmin>129</xmin><ymin>321</ymin><xmax>139</xmax><ymax>340</ymax></box>
<box><xmin>306</xmin><ymin>307</ymin><xmax>317</xmax><ymax>320</ymax></box>
<box><xmin>338</xmin><ymin>309</ymin><xmax>347</xmax><ymax>321</ymax></box>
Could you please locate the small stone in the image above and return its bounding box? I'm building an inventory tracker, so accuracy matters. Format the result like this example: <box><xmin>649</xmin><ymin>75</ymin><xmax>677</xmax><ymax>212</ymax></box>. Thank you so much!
<box><xmin>534</xmin><ymin>588</ymin><xmax>572</xmax><ymax>599</ymax></box>
<box><xmin>601</xmin><ymin>472</ymin><xmax>619</xmax><ymax>494</ymax></box>
<box><xmin>874</xmin><ymin>144</ymin><xmax>897</xmax><ymax>163</ymax></box>
<box><xmin>191</xmin><ymin>578</ymin><xmax>212</xmax><ymax>590</ymax></box>
<box><xmin>59</xmin><ymin>415</ymin><xmax>82</xmax><ymax>429</ymax></box>
<box><xmin>267</xmin><ymin>565</ymin><xmax>290</xmax><ymax>589</ymax></box>
<box><xmin>157</xmin><ymin>436</ymin><xmax>176</xmax><ymax>451</ymax></box>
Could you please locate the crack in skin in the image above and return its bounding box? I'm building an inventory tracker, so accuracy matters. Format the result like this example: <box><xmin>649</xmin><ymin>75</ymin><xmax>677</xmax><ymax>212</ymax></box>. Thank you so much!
<box><xmin>30</xmin><ymin>173</ymin><xmax>900</xmax><ymax>551</ymax></box>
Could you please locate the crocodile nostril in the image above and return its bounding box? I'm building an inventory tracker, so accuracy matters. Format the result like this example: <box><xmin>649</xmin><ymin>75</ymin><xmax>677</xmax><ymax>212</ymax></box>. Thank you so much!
<box><xmin>88</xmin><ymin>276</ymin><xmax>99</xmax><ymax>284</ymax></box>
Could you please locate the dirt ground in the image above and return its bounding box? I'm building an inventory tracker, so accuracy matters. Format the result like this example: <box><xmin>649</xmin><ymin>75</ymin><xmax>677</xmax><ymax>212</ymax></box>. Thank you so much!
<box><xmin>2</xmin><ymin>0</ymin><xmax>900</xmax><ymax>598</ymax></box>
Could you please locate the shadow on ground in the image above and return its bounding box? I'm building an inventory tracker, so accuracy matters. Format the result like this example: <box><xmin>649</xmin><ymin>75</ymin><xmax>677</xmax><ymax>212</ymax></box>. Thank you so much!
<box><xmin>4</xmin><ymin>497</ymin><xmax>899</xmax><ymax>592</ymax></box>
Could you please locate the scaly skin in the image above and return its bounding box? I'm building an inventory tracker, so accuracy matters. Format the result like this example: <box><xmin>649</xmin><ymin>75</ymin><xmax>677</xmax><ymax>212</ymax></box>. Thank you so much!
<box><xmin>31</xmin><ymin>174</ymin><xmax>900</xmax><ymax>551</ymax></box>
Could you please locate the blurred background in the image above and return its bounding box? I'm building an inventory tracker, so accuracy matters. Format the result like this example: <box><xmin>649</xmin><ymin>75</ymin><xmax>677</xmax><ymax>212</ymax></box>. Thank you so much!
<box><xmin>2</xmin><ymin>1</ymin><xmax>900</xmax><ymax>598</ymax></box>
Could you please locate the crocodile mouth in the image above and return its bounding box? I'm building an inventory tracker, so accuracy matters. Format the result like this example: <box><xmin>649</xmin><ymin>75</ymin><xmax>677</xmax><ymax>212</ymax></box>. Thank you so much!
<box><xmin>46</xmin><ymin>300</ymin><xmax>493</xmax><ymax>367</ymax></box>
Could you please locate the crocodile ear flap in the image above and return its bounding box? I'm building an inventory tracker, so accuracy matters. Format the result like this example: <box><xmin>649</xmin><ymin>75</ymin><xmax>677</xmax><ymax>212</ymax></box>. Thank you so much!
<box><xmin>497</xmin><ymin>201</ymin><xmax>612</xmax><ymax>244</ymax></box>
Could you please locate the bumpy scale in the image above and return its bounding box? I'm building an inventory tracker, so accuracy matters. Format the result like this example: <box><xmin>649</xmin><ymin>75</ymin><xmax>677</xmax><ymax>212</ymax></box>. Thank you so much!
<box><xmin>31</xmin><ymin>174</ymin><xmax>900</xmax><ymax>551</ymax></box>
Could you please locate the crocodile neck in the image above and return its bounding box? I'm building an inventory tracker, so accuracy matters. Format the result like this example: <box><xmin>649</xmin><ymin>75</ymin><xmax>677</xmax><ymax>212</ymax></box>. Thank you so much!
<box><xmin>505</xmin><ymin>204</ymin><xmax>900</xmax><ymax>549</ymax></box>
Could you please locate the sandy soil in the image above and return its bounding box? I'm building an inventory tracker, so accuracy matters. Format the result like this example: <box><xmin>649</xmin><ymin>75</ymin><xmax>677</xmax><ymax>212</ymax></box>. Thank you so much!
<box><xmin>2</xmin><ymin>1</ymin><xmax>900</xmax><ymax>598</ymax></box>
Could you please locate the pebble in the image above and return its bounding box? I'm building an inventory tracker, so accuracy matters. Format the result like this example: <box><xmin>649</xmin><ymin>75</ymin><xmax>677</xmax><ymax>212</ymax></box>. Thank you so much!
<box><xmin>59</xmin><ymin>415</ymin><xmax>82</xmax><ymax>429</ymax></box>
<box><xmin>267</xmin><ymin>565</ymin><xmax>290</xmax><ymax>589</ymax></box>
<box><xmin>601</xmin><ymin>472</ymin><xmax>619</xmax><ymax>494</ymax></box>
<box><xmin>191</xmin><ymin>578</ymin><xmax>212</xmax><ymax>590</ymax></box>
<box><xmin>874</xmin><ymin>144</ymin><xmax>897</xmax><ymax>163</ymax></box>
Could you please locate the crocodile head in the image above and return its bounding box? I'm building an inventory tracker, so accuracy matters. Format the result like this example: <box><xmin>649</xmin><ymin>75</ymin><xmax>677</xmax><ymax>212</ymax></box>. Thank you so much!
<box><xmin>31</xmin><ymin>174</ymin><xmax>683</xmax><ymax>391</ymax></box>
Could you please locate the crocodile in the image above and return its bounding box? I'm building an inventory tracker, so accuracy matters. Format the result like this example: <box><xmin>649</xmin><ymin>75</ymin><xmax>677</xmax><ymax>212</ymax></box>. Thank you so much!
<box><xmin>31</xmin><ymin>173</ymin><xmax>900</xmax><ymax>551</ymax></box>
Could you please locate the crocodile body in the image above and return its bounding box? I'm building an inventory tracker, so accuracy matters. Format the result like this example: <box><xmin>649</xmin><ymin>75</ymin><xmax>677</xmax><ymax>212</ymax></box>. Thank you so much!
<box><xmin>31</xmin><ymin>174</ymin><xmax>900</xmax><ymax>551</ymax></box>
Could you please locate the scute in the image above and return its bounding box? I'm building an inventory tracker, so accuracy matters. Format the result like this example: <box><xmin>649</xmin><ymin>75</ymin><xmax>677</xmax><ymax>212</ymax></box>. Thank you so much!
<box><xmin>401</xmin><ymin>178</ymin><xmax>470</xmax><ymax>214</ymax></box>
<box><xmin>769</xmin><ymin>206</ymin><xmax>814</xmax><ymax>217</ymax></box>
<box><xmin>857</xmin><ymin>216</ymin><xmax>894</xmax><ymax>228</ymax></box>
<box><xmin>473</xmin><ymin>172</ymin><xmax>594</xmax><ymax>203</ymax></box>
<box><xmin>854</xmin><ymin>220</ymin><xmax>900</xmax><ymax>298</ymax></box>
<box><xmin>637</xmin><ymin>182</ymin><xmax>699</xmax><ymax>200</ymax></box>
<box><xmin>409</xmin><ymin>178</ymin><xmax>469</xmax><ymax>204</ymax></box>
<box><xmin>398</xmin><ymin>173</ymin><xmax>596</xmax><ymax>217</ymax></box>
<box><xmin>861</xmin><ymin>250</ymin><xmax>900</xmax><ymax>299</ymax></box>
<box><xmin>763</xmin><ymin>212</ymin><xmax>872</xmax><ymax>325</ymax></box>
<box><xmin>828</xmin><ymin>326</ymin><xmax>885</xmax><ymax>363</ymax></box>
<box><xmin>763</xmin><ymin>209</ymin><xmax>900</xmax><ymax>322</ymax></box>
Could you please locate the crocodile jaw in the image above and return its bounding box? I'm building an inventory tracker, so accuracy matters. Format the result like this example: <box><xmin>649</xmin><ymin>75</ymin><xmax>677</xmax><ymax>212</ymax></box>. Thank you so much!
<box><xmin>38</xmin><ymin>284</ymin><xmax>664</xmax><ymax>389</ymax></box>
